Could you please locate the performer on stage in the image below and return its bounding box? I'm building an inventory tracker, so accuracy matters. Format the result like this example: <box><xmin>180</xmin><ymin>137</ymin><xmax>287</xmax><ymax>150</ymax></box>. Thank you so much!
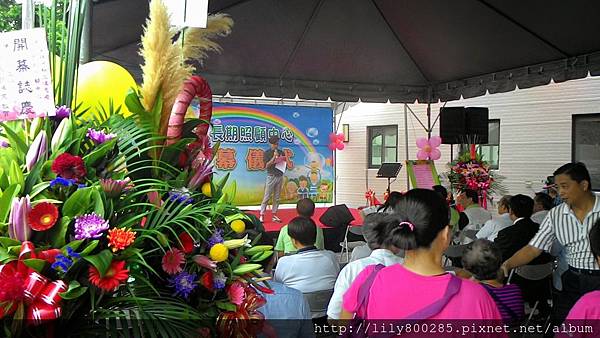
<box><xmin>260</xmin><ymin>135</ymin><xmax>289</xmax><ymax>222</ymax></box>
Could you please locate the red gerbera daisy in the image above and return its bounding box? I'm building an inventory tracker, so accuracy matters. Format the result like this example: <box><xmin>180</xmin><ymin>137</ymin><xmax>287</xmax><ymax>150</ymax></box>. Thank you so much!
<box><xmin>161</xmin><ymin>248</ymin><xmax>185</xmax><ymax>275</ymax></box>
<box><xmin>178</xmin><ymin>232</ymin><xmax>194</xmax><ymax>254</ymax></box>
<box><xmin>28</xmin><ymin>202</ymin><xmax>59</xmax><ymax>231</ymax></box>
<box><xmin>51</xmin><ymin>153</ymin><xmax>87</xmax><ymax>180</ymax></box>
<box><xmin>88</xmin><ymin>260</ymin><xmax>129</xmax><ymax>292</ymax></box>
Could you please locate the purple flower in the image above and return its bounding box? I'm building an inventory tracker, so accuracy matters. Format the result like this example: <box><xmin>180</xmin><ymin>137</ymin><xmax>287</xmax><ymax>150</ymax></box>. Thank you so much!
<box><xmin>54</xmin><ymin>105</ymin><xmax>71</xmax><ymax>119</ymax></box>
<box><xmin>74</xmin><ymin>213</ymin><xmax>109</xmax><ymax>240</ymax></box>
<box><xmin>0</xmin><ymin>140</ymin><xmax>9</xmax><ymax>148</ymax></box>
<box><xmin>168</xmin><ymin>188</ymin><xmax>194</xmax><ymax>204</ymax></box>
<box><xmin>8</xmin><ymin>196</ymin><xmax>31</xmax><ymax>241</ymax></box>
<box><xmin>168</xmin><ymin>271</ymin><xmax>197</xmax><ymax>299</ymax></box>
<box><xmin>25</xmin><ymin>132</ymin><xmax>47</xmax><ymax>171</ymax></box>
<box><xmin>100</xmin><ymin>178</ymin><xmax>133</xmax><ymax>198</ymax></box>
<box><xmin>87</xmin><ymin>128</ymin><xmax>117</xmax><ymax>144</ymax></box>
<box><xmin>207</xmin><ymin>229</ymin><xmax>224</xmax><ymax>248</ymax></box>
<box><xmin>213</xmin><ymin>271</ymin><xmax>226</xmax><ymax>290</ymax></box>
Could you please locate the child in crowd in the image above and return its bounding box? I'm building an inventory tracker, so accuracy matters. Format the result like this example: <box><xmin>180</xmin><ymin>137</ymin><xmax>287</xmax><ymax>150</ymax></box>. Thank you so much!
<box><xmin>274</xmin><ymin>198</ymin><xmax>324</xmax><ymax>257</ymax></box>
<box><xmin>340</xmin><ymin>189</ymin><xmax>502</xmax><ymax>321</ymax></box>
<box><xmin>462</xmin><ymin>239</ymin><xmax>524</xmax><ymax>325</ymax></box>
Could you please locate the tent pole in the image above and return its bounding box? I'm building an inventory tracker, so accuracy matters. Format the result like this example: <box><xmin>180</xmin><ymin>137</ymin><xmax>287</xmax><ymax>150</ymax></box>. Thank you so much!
<box><xmin>427</xmin><ymin>88</ymin><xmax>432</xmax><ymax>139</ymax></box>
<box><xmin>404</xmin><ymin>104</ymin><xmax>410</xmax><ymax>190</ymax></box>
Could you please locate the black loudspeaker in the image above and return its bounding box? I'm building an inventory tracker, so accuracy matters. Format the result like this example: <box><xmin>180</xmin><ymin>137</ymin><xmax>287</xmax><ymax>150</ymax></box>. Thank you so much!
<box><xmin>319</xmin><ymin>204</ymin><xmax>354</xmax><ymax>228</ymax></box>
<box><xmin>439</xmin><ymin>106</ymin><xmax>489</xmax><ymax>144</ymax></box>
<box><xmin>465</xmin><ymin>107</ymin><xmax>489</xmax><ymax>144</ymax></box>
<box><xmin>439</xmin><ymin>107</ymin><xmax>466</xmax><ymax>144</ymax></box>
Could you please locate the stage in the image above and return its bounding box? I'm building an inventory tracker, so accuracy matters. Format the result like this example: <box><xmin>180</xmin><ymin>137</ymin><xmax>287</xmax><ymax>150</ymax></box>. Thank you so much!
<box><xmin>244</xmin><ymin>207</ymin><xmax>363</xmax><ymax>232</ymax></box>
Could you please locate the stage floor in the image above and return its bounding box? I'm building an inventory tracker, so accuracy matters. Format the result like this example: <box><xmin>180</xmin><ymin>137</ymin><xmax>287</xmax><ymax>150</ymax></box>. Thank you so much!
<box><xmin>244</xmin><ymin>207</ymin><xmax>363</xmax><ymax>232</ymax></box>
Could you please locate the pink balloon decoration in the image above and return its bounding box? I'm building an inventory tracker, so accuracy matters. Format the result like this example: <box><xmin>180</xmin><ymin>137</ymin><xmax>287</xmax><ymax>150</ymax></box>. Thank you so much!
<box><xmin>336</xmin><ymin>142</ymin><xmax>345</xmax><ymax>150</ymax></box>
<box><xmin>415</xmin><ymin>136</ymin><xmax>442</xmax><ymax>160</ymax></box>
<box><xmin>328</xmin><ymin>143</ymin><xmax>337</xmax><ymax>151</ymax></box>
<box><xmin>329</xmin><ymin>133</ymin><xmax>338</xmax><ymax>142</ymax></box>
<box><xmin>336</xmin><ymin>133</ymin><xmax>345</xmax><ymax>142</ymax></box>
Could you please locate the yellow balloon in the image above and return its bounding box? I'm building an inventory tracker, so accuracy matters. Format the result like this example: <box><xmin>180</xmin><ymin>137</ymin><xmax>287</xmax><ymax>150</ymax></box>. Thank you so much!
<box><xmin>74</xmin><ymin>61</ymin><xmax>137</xmax><ymax>120</ymax></box>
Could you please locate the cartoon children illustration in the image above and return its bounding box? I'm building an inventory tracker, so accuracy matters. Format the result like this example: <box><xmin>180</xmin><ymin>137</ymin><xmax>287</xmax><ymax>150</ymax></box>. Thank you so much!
<box><xmin>297</xmin><ymin>175</ymin><xmax>310</xmax><ymax>199</ymax></box>
<box><xmin>285</xmin><ymin>179</ymin><xmax>298</xmax><ymax>201</ymax></box>
<box><xmin>308</xmin><ymin>170</ymin><xmax>320</xmax><ymax>199</ymax></box>
<box><xmin>318</xmin><ymin>181</ymin><xmax>330</xmax><ymax>202</ymax></box>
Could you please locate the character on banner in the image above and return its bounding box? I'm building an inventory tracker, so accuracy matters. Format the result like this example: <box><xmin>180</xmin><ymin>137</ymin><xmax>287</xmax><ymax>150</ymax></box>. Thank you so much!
<box><xmin>259</xmin><ymin>135</ymin><xmax>290</xmax><ymax>223</ymax></box>
<box><xmin>297</xmin><ymin>175</ymin><xmax>310</xmax><ymax>199</ymax></box>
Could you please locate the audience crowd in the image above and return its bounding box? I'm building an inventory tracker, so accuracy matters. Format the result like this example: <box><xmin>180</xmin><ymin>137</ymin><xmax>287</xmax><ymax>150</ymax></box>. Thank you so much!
<box><xmin>250</xmin><ymin>162</ymin><xmax>600</xmax><ymax>337</ymax></box>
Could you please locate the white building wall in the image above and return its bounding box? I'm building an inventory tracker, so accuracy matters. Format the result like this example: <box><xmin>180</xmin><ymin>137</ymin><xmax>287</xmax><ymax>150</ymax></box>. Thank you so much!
<box><xmin>336</xmin><ymin>76</ymin><xmax>600</xmax><ymax>207</ymax></box>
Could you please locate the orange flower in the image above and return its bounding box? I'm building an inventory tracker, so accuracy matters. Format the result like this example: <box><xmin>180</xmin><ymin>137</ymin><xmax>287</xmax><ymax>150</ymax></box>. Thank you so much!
<box><xmin>88</xmin><ymin>260</ymin><xmax>129</xmax><ymax>292</ymax></box>
<box><xmin>107</xmin><ymin>228</ymin><xmax>136</xmax><ymax>252</ymax></box>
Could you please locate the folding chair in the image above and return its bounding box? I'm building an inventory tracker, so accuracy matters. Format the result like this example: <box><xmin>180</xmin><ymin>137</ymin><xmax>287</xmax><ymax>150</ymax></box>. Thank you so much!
<box><xmin>507</xmin><ymin>261</ymin><xmax>554</xmax><ymax>325</ymax></box>
<box><xmin>339</xmin><ymin>225</ymin><xmax>365</xmax><ymax>263</ymax></box>
<box><xmin>303</xmin><ymin>289</ymin><xmax>335</xmax><ymax>319</ymax></box>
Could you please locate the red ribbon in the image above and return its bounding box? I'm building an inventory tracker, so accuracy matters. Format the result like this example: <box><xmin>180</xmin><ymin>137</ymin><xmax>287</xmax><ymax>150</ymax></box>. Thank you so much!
<box><xmin>365</xmin><ymin>189</ymin><xmax>382</xmax><ymax>206</ymax></box>
<box><xmin>216</xmin><ymin>285</ymin><xmax>267</xmax><ymax>338</ymax></box>
<box><xmin>470</xmin><ymin>144</ymin><xmax>476</xmax><ymax>160</ymax></box>
<box><xmin>0</xmin><ymin>242</ymin><xmax>67</xmax><ymax>325</ymax></box>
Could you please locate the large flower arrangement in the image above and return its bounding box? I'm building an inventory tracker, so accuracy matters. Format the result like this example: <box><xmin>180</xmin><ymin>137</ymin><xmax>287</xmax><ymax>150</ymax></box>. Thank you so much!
<box><xmin>0</xmin><ymin>1</ymin><xmax>272</xmax><ymax>337</ymax></box>
<box><xmin>447</xmin><ymin>150</ymin><xmax>506</xmax><ymax>207</ymax></box>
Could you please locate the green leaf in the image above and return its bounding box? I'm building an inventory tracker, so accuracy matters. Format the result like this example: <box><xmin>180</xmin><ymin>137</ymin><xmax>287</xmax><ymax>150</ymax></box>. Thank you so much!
<box><xmin>59</xmin><ymin>281</ymin><xmax>88</xmax><ymax>300</ymax></box>
<box><xmin>23</xmin><ymin>258</ymin><xmax>46</xmax><ymax>273</ymax></box>
<box><xmin>1</xmin><ymin>122</ymin><xmax>28</xmax><ymax>157</ymax></box>
<box><xmin>80</xmin><ymin>240</ymin><xmax>99</xmax><ymax>256</ymax></box>
<box><xmin>0</xmin><ymin>184</ymin><xmax>20</xmax><ymax>223</ymax></box>
<box><xmin>124</xmin><ymin>88</ymin><xmax>146</xmax><ymax>115</ymax></box>
<box><xmin>62</xmin><ymin>187</ymin><xmax>93</xmax><ymax>217</ymax></box>
<box><xmin>91</xmin><ymin>188</ymin><xmax>104</xmax><ymax>217</ymax></box>
<box><xmin>62</xmin><ymin>239</ymin><xmax>84</xmax><ymax>252</ymax></box>
<box><xmin>83</xmin><ymin>138</ymin><xmax>117</xmax><ymax>168</ymax></box>
<box><xmin>215</xmin><ymin>301</ymin><xmax>237</xmax><ymax>312</ymax></box>
<box><xmin>83</xmin><ymin>249</ymin><xmax>113</xmax><ymax>277</ymax></box>
<box><xmin>0</xmin><ymin>237</ymin><xmax>21</xmax><ymax>248</ymax></box>
<box><xmin>29</xmin><ymin>182</ymin><xmax>50</xmax><ymax>199</ymax></box>
<box><xmin>0</xmin><ymin>247</ymin><xmax>13</xmax><ymax>262</ymax></box>
<box><xmin>8</xmin><ymin>161</ymin><xmax>24</xmax><ymax>193</ymax></box>
<box><xmin>49</xmin><ymin>216</ymin><xmax>71</xmax><ymax>247</ymax></box>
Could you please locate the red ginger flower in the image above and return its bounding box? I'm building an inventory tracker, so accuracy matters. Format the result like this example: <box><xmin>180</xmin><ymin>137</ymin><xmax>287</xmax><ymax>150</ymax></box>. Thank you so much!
<box><xmin>178</xmin><ymin>232</ymin><xmax>194</xmax><ymax>254</ymax></box>
<box><xmin>89</xmin><ymin>260</ymin><xmax>129</xmax><ymax>292</ymax></box>
<box><xmin>107</xmin><ymin>228</ymin><xmax>136</xmax><ymax>252</ymax></box>
<box><xmin>28</xmin><ymin>202</ymin><xmax>59</xmax><ymax>231</ymax></box>
<box><xmin>51</xmin><ymin>153</ymin><xmax>86</xmax><ymax>181</ymax></box>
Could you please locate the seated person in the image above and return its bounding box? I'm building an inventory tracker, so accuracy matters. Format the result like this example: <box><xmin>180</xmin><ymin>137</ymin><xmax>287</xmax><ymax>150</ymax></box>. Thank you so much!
<box><xmin>274</xmin><ymin>217</ymin><xmax>340</xmax><ymax>293</ymax></box>
<box><xmin>462</xmin><ymin>239</ymin><xmax>524</xmax><ymax>325</ymax></box>
<box><xmin>275</xmin><ymin>198</ymin><xmax>324</xmax><ymax>257</ymax></box>
<box><xmin>531</xmin><ymin>192</ymin><xmax>554</xmax><ymax>225</ymax></box>
<box><xmin>565</xmin><ymin>219</ymin><xmax>600</xmax><ymax>321</ymax></box>
<box><xmin>327</xmin><ymin>213</ymin><xmax>404</xmax><ymax>319</ymax></box>
<box><xmin>340</xmin><ymin>189</ymin><xmax>501</xmax><ymax>321</ymax></box>
<box><xmin>247</xmin><ymin>230</ymin><xmax>314</xmax><ymax>338</ymax></box>
<box><xmin>494</xmin><ymin>194</ymin><xmax>552</xmax><ymax>264</ymax></box>
<box><xmin>476</xmin><ymin>195</ymin><xmax>513</xmax><ymax>241</ymax></box>
<box><xmin>456</xmin><ymin>189</ymin><xmax>492</xmax><ymax>244</ymax></box>
<box><xmin>495</xmin><ymin>194</ymin><xmax>553</xmax><ymax>316</ymax></box>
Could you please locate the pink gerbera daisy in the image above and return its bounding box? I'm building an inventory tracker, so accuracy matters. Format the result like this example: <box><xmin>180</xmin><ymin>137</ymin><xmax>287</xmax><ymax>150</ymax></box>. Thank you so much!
<box><xmin>227</xmin><ymin>281</ymin><xmax>246</xmax><ymax>306</ymax></box>
<box><xmin>162</xmin><ymin>248</ymin><xmax>185</xmax><ymax>275</ymax></box>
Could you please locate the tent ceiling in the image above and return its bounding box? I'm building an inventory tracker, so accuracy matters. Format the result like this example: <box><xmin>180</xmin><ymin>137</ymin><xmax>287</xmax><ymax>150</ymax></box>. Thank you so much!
<box><xmin>91</xmin><ymin>0</ymin><xmax>600</xmax><ymax>103</ymax></box>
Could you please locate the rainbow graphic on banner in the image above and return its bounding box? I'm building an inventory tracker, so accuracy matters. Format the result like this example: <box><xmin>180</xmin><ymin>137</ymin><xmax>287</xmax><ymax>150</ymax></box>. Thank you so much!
<box><xmin>212</xmin><ymin>106</ymin><xmax>317</xmax><ymax>154</ymax></box>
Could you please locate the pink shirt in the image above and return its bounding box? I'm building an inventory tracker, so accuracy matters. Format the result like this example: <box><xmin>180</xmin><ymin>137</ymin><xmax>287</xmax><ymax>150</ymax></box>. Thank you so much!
<box><xmin>342</xmin><ymin>264</ymin><xmax>502</xmax><ymax>320</ymax></box>
<box><xmin>566</xmin><ymin>290</ymin><xmax>600</xmax><ymax>320</ymax></box>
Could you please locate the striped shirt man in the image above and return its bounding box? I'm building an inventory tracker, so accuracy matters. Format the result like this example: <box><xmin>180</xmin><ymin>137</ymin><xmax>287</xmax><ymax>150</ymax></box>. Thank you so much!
<box><xmin>529</xmin><ymin>194</ymin><xmax>600</xmax><ymax>270</ymax></box>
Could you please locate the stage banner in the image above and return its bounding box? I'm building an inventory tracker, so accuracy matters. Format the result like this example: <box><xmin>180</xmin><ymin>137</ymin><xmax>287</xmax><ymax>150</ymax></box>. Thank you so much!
<box><xmin>209</xmin><ymin>103</ymin><xmax>334</xmax><ymax>206</ymax></box>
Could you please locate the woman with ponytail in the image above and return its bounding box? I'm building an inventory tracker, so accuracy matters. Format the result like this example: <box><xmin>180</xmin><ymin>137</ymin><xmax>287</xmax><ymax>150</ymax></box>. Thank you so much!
<box><xmin>340</xmin><ymin>189</ymin><xmax>502</xmax><ymax>321</ymax></box>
